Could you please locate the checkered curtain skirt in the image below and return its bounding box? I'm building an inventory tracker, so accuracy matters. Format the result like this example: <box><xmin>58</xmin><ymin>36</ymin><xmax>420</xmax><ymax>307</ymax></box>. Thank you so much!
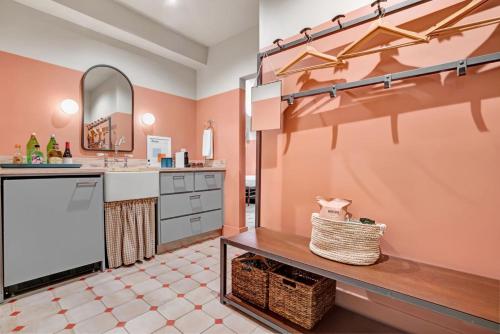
<box><xmin>105</xmin><ymin>198</ymin><xmax>156</xmax><ymax>268</ymax></box>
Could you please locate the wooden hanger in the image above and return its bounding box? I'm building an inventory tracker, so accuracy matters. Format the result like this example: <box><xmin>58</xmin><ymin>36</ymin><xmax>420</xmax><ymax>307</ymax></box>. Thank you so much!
<box><xmin>337</xmin><ymin>0</ymin><xmax>428</xmax><ymax>59</ymax></box>
<box><xmin>275</xmin><ymin>28</ymin><xmax>343</xmax><ymax>77</ymax></box>
<box><xmin>424</xmin><ymin>0</ymin><xmax>489</xmax><ymax>36</ymax></box>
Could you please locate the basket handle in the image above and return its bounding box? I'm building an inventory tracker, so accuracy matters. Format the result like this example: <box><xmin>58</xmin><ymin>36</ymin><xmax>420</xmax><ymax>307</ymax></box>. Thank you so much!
<box><xmin>282</xmin><ymin>278</ymin><xmax>297</xmax><ymax>289</ymax></box>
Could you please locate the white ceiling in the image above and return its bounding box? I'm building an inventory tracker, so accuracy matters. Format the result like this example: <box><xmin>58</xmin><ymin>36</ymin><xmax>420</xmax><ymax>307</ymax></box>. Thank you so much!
<box><xmin>114</xmin><ymin>0</ymin><xmax>259</xmax><ymax>47</ymax></box>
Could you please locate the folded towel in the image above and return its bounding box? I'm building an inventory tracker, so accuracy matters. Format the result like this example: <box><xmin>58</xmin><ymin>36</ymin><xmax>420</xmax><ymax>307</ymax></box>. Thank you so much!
<box><xmin>202</xmin><ymin>128</ymin><xmax>213</xmax><ymax>159</ymax></box>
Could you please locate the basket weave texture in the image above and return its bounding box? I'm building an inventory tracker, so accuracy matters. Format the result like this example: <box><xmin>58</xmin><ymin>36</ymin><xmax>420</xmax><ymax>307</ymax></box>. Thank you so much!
<box><xmin>231</xmin><ymin>252</ymin><xmax>280</xmax><ymax>308</ymax></box>
<box><xmin>269</xmin><ymin>265</ymin><xmax>336</xmax><ymax>330</ymax></box>
<box><xmin>310</xmin><ymin>213</ymin><xmax>386</xmax><ymax>266</ymax></box>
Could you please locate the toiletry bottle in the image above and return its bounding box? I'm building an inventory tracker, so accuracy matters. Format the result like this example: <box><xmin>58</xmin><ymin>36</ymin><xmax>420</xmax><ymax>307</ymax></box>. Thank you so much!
<box><xmin>47</xmin><ymin>134</ymin><xmax>56</xmax><ymax>158</ymax></box>
<box><xmin>48</xmin><ymin>143</ymin><xmax>63</xmax><ymax>164</ymax></box>
<box><xmin>31</xmin><ymin>144</ymin><xmax>44</xmax><ymax>164</ymax></box>
<box><xmin>12</xmin><ymin>144</ymin><xmax>23</xmax><ymax>164</ymax></box>
<box><xmin>63</xmin><ymin>142</ymin><xmax>73</xmax><ymax>164</ymax></box>
<box><xmin>26</xmin><ymin>133</ymin><xmax>40</xmax><ymax>164</ymax></box>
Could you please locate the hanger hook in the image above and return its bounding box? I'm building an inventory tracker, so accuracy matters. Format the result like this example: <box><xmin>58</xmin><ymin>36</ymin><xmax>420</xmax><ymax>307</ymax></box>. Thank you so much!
<box><xmin>332</xmin><ymin>14</ymin><xmax>346</xmax><ymax>29</ymax></box>
<box><xmin>300</xmin><ymin>27</ymin><xmax>313</xmax><ymax>43</ymax></box>
<box><xmin>370</xmin><ymin>0</ymin><xmax>387</xmax><ymax>18</ymax></box>
<box><xmin>273</xmin><ymin>38</ymin><xmax>284</xmax><ymax>50</ymax></box>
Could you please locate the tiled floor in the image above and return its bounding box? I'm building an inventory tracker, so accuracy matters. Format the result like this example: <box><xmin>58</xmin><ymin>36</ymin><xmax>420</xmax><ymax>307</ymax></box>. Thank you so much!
<box><xmin>0</xmin><ymin>238</ymin><xmax>269</xmax><ymax>334</ymax></box>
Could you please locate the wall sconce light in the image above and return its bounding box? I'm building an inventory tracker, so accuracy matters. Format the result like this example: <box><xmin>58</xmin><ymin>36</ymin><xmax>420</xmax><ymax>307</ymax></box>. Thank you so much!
<box><xmin>142</xmin><ymin>113</ymin><xmax>156</xmax><ymax>126</ymax></box>
<box><xmin>60</xmin><ymin>99</ymin><xmax>79</xmax><ymax>115</ymax></box>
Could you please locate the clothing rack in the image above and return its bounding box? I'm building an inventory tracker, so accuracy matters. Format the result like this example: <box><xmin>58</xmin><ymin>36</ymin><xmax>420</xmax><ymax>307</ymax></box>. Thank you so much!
<box><xmin>257</xmin><ymin>0</ymin><xmax>430</xmax><ymax>60</ymax></box>
<box><xmin>254</xmin><ymin>6</ymin><xmax>500</xmax><ymax>328</ymax></box>
<box><xmin>282</xmin><ymin>52</ymin><xmax>500</xmax><ymax>104</ymax></box>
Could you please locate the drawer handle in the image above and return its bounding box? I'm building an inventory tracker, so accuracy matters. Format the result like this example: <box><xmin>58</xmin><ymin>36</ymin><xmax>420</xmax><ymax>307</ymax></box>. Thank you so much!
<box><xmin>190</xmin><ymin>217</ymin><xmax>201</xmax><ymax>223</ymax></box>
<box><xmin>76</xmin><ymin>181</ymin><xmax>98</xmax><ymax>187</ymax></box>
<box><xmin>189</xmin><ymin>195</ymin><xmax>201</xmax><ymax>200</ymax></box>
<box><xmin>204</xmin><ymin>175</ymin><xmax>215</xmax><ymax>179</ymax></box>
<box><xmin>173</xmin><ymin>176</ymin><xmax>185</xmax><ymax>180</ymax></box>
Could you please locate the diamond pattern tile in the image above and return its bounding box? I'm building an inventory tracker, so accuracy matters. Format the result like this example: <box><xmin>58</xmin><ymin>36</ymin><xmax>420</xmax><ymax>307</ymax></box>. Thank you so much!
<box><xmin>2</xmin><ymin>237</ymin><xmax>271</xmax><ymax>334</ymax></box>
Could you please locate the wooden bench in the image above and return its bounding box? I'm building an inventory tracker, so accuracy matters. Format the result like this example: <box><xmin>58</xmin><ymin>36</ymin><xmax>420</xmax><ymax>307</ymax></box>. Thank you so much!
<box><xmin>219</xmin><ymin>228</ymin><xmax>499</xmax><ymax>333</ymax></box>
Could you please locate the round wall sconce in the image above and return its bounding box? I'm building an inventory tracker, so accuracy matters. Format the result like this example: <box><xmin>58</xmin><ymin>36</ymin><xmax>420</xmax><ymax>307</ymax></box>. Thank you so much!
<box><xmin>142</xmin><ymin>113</ymin><xmax>156</xmax><ymax>126</ymax></box>
<box><xmin>60</xmin><ymin>99</ymin><xmax>79</xmax><ymax>115</ymax></box>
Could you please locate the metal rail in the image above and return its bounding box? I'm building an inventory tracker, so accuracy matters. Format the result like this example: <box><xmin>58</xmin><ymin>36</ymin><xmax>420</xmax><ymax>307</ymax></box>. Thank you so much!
<box><xmin>281</xmin><ymin>52</ymin><xmax>500</xmax><ymax>103</ymax></box>
<box><xmin>258</xmin><ymin>0</ymin><xmax>431</xmax><ymax>58</ymax></box>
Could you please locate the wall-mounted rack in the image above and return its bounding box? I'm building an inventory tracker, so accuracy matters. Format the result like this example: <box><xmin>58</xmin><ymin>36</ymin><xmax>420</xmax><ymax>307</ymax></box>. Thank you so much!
<box><xmin>257</xmin><ymin>0</ymin><xmax>431</xmax><ymax>60</ymax></box>
<box><xmin>281</xmin><ymin>52</ymin><xmax>500</xmax><ymax>104</ymax></box>
<box><xmin>254</xmin><ymin>3</ymin><xmax>500</xmax><ymax>330</ymax></box>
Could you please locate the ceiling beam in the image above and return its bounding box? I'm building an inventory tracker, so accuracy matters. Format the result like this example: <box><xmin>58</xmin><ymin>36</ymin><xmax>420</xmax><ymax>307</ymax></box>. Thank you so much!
<box><xmin>14</xmin><ymin>0</ymin><xmax>208</xmax><ymax>69</ymax></box>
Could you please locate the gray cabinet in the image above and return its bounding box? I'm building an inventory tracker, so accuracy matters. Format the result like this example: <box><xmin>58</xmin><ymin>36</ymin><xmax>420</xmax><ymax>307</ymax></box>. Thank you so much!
<box><xmin>1</xmin><ymin>176</ymin><xmax>105</xmax><ymax>287</ymax></box>
<box><xmin>158</xmin><ymin>171</ymin><xmax>224</xmax><ymax>245</ymax></box>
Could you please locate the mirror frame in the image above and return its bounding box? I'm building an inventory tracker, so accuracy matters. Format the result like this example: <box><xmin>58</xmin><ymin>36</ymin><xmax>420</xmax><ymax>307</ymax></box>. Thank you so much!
<box><xmin>81</xmin><ymin>64</ymin><xmax>134</xmax><ymax>153</ymax></box>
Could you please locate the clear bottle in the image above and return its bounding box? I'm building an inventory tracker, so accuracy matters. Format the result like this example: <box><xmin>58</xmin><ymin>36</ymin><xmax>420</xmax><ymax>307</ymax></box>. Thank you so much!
<box><xmin>63</xmin><ymin>142</ymin><xmax>73</xmax><ymax>164</ymax></box>
<box><xmin>48</xmin><ymin>143</ymin><xmax>63</xmax><ymax>164</ymax></box>
<box><xmin>12</xmin><ymin>144</ymin><xmax>23</xmax><ymax>164</ymax></box>
<box><xmin>26</xmin><ymin>132</ymin><xmax>40</xmax><ymax>164</ymax></box>
<box><xmin>31</xmin><ymin>144</ymin><xmax>44</xmax><ymax>164</ymax></box>
<box><xmin>47</xmin><ymin>134</ymin><xmax>57</xmax><ymax>158</ymax></box>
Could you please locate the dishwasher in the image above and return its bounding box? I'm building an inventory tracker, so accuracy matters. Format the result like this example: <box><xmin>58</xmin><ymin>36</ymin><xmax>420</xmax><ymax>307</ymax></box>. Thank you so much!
<box><xmin>1</xmin><ymin>176</ymin><xmax>105</xmax><ymax>299</ymax></box>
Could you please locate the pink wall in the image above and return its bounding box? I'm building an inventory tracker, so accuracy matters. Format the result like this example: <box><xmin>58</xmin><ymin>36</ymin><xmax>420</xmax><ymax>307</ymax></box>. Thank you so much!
<box><xmin>245</xmin><ymin>139</ymin><xmax>256</xmax><ymax>176</ymax></box>
<box><xmin>260</xmin><ymin>1</ymin><xmax>500</xmax><ymax>332</ymax></box>
<box><xmin>0</xmin><ymin>51</ymin><xmax>197</xmax><ymax>158</ymax></box>
<box><xmin>196</xmin><ymin>89</ymin><xmax>247</xmax><ymax>236</ymax></box>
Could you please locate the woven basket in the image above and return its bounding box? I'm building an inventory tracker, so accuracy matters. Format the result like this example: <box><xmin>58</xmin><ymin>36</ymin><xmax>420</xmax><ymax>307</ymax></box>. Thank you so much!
<box><xmin>231</xmin><ymin>252</ymin><xmax>281</xmax><ymax>308</ymax></box>
<box><xmin>310</xmin><ymin>213</ymin><xmax>386</xmax><ymax>265</ymax></box>
<box><xmin>269</xmin><ymin>265</ymin><xmax>336</xmax><ymax>330</ymax></box>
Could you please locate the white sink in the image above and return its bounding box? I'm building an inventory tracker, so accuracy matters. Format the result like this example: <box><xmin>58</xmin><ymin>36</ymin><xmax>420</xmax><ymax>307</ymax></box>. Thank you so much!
<box><xmin>104</xmin><ymin>170</ymin><xmax>159</xmax><ymax>202</ymax></box>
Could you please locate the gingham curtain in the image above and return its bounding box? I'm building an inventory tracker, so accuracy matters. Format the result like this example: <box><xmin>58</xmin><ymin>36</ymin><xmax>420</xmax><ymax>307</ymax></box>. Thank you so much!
<box><xmin>104</xmin><ymin>198</ymin><xmax>156</xmax><ymax>268</ymax></box>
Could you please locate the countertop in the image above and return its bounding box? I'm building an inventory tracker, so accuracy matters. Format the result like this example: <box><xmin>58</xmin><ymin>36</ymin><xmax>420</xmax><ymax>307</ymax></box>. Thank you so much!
<box><xmin>0</xmin><ymin>167</ymin><xmax>106</xmax><ymax>177</ymax></box>
<box><xmin>0</xmin><ymin>166</ymin><xmax>225</xmax><ymax>177</ymax></box>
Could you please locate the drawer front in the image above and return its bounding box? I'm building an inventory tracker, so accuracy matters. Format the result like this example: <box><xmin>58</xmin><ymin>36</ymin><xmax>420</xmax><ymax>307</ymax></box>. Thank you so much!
<box><xmin>3</xmin><ymin>177</ymin><xmax>104</xmax><ymax>286</ymax></box>
<box><xmin>159</xmin><ymin>217</ymin><xmax>192</xmax><ymax>243</ymax></box>
<box><xmin>201</xmin><ymin>210</ymin><xmax>223</xmax><ymax>233</ymax></box>
<box><xmin>194</xmin><ymin>172</ymin><xmax>223</xmax><ymax>191</ymax></box>
<box><xmin>160</xmin><ymin>190</ymin><xmax>222</xmax><ymax>219</ymax></box>
<box><xmin>160</xmin><ymin>210</ymin><xmax>223</xmax><ymax>244</ymax></box>
<box><xmin>160</xmin><ymin>173</ymin><xmax>194</xmax><ymax>194</ymax></box>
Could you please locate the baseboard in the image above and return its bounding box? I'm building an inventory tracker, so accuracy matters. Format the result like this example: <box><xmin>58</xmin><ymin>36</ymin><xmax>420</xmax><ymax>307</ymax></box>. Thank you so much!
<box><xmin>156</xmin><ymin>230</ymin><xmax>222</xmax><ymax>253</ymax></box>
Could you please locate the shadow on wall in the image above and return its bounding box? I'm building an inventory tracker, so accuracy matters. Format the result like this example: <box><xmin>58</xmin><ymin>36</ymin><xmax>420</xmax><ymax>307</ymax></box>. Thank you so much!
<box><xmin>278</xmin><ymin>22</ymin><xmax>499</xmax><ymax>155</ymax></box>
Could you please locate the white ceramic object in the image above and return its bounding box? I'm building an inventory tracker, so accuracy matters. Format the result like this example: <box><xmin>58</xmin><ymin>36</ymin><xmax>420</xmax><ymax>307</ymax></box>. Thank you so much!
<box><xmin>104</xmin><ymin>170</ymin><xmax>159</xmax><ymax>202</ymax></box>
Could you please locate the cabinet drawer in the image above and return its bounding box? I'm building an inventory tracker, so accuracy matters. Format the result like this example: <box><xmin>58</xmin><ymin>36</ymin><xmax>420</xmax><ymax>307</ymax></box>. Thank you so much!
<box><xmin>160</xmin><ymin>190</ymin><xmax>222</xmax><ymax>219</ymax></box>
<box><xmin>160</xmin><ymin>210</ymin><xmax>223</xmax><ymax>244</ymax></box>
<box><xmin>160</xmin><ymin>173</ymin><xmax>194</xmax><ymax>194</ymax></box>
<box><xmin>194</xmin><ymin>172</ymin><xmax>223</xmax><ymax>191</ymax></box>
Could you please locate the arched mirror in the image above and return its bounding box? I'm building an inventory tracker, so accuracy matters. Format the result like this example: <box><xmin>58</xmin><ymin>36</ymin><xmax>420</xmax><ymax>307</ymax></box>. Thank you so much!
<box><xmin>81</xmin><ymin>65</ymin><xmax>134</xmax><ymax>152</ymax></box>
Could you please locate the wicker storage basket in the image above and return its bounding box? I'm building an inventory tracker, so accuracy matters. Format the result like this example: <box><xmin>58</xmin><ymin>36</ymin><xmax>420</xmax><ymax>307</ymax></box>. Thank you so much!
<box><xmin>269</xmin><ymin>265</ymin><xmax>336</xmax><ymax>330</ymax></box>
<box><xmin>231</xmin><ymin>252</ymin><xmax>280</xmax><ymax>308</ymax></box>
<box><xmin>310</xmin><ymin>213</ymin><xmax>386</xmax><ymax>266</ymax></box>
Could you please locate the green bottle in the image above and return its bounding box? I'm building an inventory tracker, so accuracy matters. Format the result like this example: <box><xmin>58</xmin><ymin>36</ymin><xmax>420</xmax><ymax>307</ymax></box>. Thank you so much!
<box><xmin>47</xmin><ymin>134</ymin><xmax>56</xmax><ymax>158</ymax></box>
<box><xmin>26</xmin><ymin>132</ymin><xmax>40</xmax><ymax>164</ymax></box>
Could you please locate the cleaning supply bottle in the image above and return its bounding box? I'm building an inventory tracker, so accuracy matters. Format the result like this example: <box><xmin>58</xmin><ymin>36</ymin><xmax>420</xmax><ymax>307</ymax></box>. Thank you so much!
<box><xmin>47</xmin><ymin>134</ymin><xmax>56</xmax><ymax>158</ymax></box>
<box><xmin>26</xmin><ymin>133</ymin><xmax>40</xmax><ymax>164</ymax></box>
<box><xmin>12</xmin><ymin>144</ymin><xmax>23</xmax><ymax>164</ymax></box>
<box><xmin>31</xmin><ymin>144</ymin><xmax>44</xmax><ymax>164</ymax></box>
<box><xmin>48</xmin><ymin>143</ymin><xmax>63</xmax><ymax>164</ymax></box>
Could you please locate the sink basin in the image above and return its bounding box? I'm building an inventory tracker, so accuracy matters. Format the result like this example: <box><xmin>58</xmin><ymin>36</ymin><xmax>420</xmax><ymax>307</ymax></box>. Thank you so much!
<box><xmin>104</xmin><ymin>170</ymin><xmax>159</xmax><ymax>202</ymax></box>
<box><xmin>106</xmin><ymin>167</ymin><xmax>153</xmax><ymax>172</ymax></box>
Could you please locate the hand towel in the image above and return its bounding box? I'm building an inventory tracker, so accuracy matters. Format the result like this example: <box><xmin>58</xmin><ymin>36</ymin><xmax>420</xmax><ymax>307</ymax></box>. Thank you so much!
<box><xmin>202</xmin><ymin>128</ymin><xmax>213</xmax><ymax>159</ymax></box>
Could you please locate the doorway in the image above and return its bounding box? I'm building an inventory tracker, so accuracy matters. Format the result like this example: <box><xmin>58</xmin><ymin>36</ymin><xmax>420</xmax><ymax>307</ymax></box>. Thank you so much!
<box><xmin>243</xmin><ymin>75</ymin><xmax>257</xmax><ymax>229</ymax></box>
